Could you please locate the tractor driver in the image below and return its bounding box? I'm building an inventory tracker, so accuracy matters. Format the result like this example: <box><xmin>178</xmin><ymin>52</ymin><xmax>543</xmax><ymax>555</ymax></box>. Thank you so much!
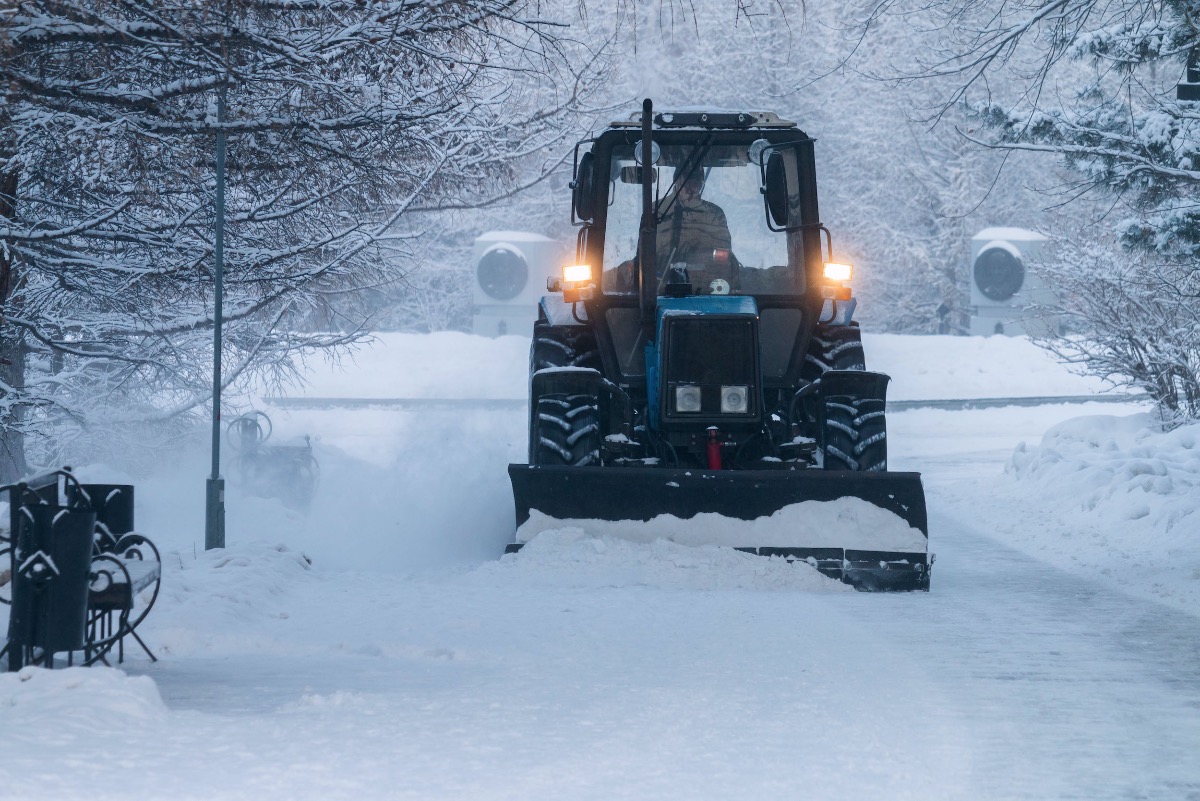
<box><xmin>655</xmin><ymin>171</ymin><xmax>736</xmax><ymax>293</ymax></box>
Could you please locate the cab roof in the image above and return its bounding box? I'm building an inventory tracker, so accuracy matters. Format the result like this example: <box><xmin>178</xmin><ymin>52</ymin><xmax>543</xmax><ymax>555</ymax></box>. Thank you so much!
<box><xmin>609</xmin><ymin>109</ymin><xmax>797</xmax><ymax>130</ymax></box>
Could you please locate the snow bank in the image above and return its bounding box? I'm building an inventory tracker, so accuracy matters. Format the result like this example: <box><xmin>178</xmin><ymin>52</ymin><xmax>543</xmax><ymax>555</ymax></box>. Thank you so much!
<box><xmin>516</xmin><ymin>496</ymin><xmax>928</xmax><ymax>551</ymax></box>
<box><xmin>1009</xmin><ymin>414</ymin><xmax>1199</xmax><ymax>538</ymax></box>
<box><xmin>473</xmin><ymin>528</ymin><xmax>852</xmax><ymax>591</ymax></box>
<box><xmin>0</xmin><ymin>666</ymin><xmax>167</xmax><ymax>735</ymax></box>
<box><xmin>981</xmin><ymin>414</ymin><xmax>1200</xmax><ymax>610</ymax></box>
<box><xmin>160</xmin><ymin>540</ymin><xmax>314</xmax><ymax>609</ymax></box>
<box><xmin>149</xmin><ymin>541</ymin><xmax>315</xmax><ymax>655</ymax></box>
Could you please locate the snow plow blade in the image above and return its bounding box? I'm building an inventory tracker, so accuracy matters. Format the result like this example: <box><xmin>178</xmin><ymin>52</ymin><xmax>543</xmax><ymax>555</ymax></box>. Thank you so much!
<box><xmin>507</xmin><ymin>465</ymin><xmax>930</xmax><ymax>592</ymax></box>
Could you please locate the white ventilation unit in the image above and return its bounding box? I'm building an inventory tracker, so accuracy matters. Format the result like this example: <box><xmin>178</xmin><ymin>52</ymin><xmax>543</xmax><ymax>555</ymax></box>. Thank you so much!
<box><xmin>969</xmin><ymin>227</ymin><xmax>1059</xmax><ymax>336</ymax></box>
<box><xmin>471</xmin><ymin>231</ymin><xmax>563</xmax><ymax>337</ymax></box>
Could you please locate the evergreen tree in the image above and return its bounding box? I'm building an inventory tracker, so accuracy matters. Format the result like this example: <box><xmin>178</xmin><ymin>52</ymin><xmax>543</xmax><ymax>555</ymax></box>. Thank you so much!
<box><xmin>849</xmin><ymin>0</ymin><xmax>1200</xmax><ymax>419</ymax></box>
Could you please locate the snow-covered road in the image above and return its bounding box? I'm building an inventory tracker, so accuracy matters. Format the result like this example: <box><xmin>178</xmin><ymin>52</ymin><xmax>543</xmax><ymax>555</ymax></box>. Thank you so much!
<box><xmin>2</xmin><ymin>334</ymin><xmax>1197</xmax><ymax>800</ymax></box>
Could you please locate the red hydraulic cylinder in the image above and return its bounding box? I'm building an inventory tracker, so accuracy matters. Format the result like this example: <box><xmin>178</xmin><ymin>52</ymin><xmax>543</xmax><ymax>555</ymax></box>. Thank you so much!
<box><xmin>706</xmin><ymin>427</ymin><xmax>723</xmax><ymax>470</ymax></box>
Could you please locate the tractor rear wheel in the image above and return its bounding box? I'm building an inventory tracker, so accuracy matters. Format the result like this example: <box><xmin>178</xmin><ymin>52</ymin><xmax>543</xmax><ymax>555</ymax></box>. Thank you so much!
<box><xmin>532</xmin><ymin>324</ymin><xmax>601</xmax><ymax>372</ymax></box>
<box><xmin>532</xmin><ymin>393</ymin><xmax>601</xmax><ymax>466</ymax></box>
<box><xmin>802</xmin><ymin>322</ymin><xmax>865</xmax><ymax>380</ymax></box>
<box><xmin>792</xmin><ymin>323</ymin><xmax>867</xmax><ymax>447</ymax></box>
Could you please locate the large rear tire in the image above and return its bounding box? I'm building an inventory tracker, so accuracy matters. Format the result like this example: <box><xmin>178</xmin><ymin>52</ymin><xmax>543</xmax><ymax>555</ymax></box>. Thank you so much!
<box><xmin>802</xmin><ymin>322</ymin><xmax>865</xmax><ymax>379</ymax></box>
<box><xmin>793</xmin><ymin>323</ymin><xmax>868</xmax><ymax>453</ymax></box>
<box><xmin>807</xmin><ymin>328</ymin><xmax>887</xmax><ymax>472</ymax></box>
<box><xmin>532</xmin><ymin>393</ymin><xmax>601</xmax><ymax>466</ymax></box>
<box><xmin>532</xmin><ymin>324</ymin><xmax>601</xmax><ymax>372</ymax></box>
<box><xmin>529</xmin><ymin>324</ymin><xmax>604</xmax><ymax>465</ymax></box>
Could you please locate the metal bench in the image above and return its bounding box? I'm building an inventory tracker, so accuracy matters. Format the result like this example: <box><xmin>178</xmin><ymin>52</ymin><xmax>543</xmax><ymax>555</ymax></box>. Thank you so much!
<box><xmin>85</xmin><ymin>531</ymin><xmax>161</xmax><ymax>665</ymax></box>
<box><xmin>1</xmin><ymin>471</ymin><xmax>160</xmax><ymax>669</ymax></box>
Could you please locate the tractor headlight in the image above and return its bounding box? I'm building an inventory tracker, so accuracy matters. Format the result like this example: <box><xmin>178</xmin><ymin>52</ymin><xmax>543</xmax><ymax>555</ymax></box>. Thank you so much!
<box><xmin>562</xmin><ymin>264</ymin><xmax>593</xmax><ymax>284</ymax></box>
<box><xmin>560</xmin><ymin>263</ymin><xmax>596</xmax><ymax>302</ymax></box>
<box><xmin>720</xmin><ymin>385</ymin><xmax>749</xmax><ymax>413</ymax></box>
<box><xmin>675</xmin><ymin>385</ymin><xmax>702</xmax><ymax>413</ymax></box>
<box><xmin>823</xmin><ymin>262</ymin><xmax>853</xmax><ymax>282</ymax></box>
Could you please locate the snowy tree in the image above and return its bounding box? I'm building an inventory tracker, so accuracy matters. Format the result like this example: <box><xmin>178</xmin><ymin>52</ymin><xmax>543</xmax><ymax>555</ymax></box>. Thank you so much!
<box><xmin>0</xmin><ymin>0</ymin><xmax>598</xmax><ymax>476</ymax></box>
<box><xmin>844</xmin><ymin>0</ymin><xmax>1200</xmax><ymax>419</ymax></box>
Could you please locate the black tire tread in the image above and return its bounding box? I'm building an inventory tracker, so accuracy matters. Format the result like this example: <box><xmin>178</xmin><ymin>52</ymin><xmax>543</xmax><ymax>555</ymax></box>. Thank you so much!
<box><xmin>822</xmin><ymin>395</ymin><xmax>887</xmax><ymax>472</ymax></box>
<box><xmin>533</xmin><ymin>393</ymin><xmax>601</xmax><ymax>466</ymax></box>
<box><xmin>532</xmin><ymin>324</ymin><xmax>601</xmax><ymax>372</ymax></box>
<box><xmin>802</xmin><ymin>323</ymin><xmax>866</xmax><ymax>381</ymax></box>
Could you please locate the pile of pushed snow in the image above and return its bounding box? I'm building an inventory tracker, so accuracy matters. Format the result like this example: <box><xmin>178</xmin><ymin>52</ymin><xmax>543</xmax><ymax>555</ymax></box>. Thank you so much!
<box><xmin>474</xmin><ymin>527</ymin><xmax>852</xmax><ymax>591</ymax></box>
<box><xmin>1010</xmin><ymin>414</ymin><xmax>1199</xmax><ymax>535</ymax></box>
<box><xmin>516</xmin><ymin>497</ymin><xmax>928</xmax><ymax>552</ymax></box>
<box><xmin>1002</xmin><ymin>414</ymin><xmax>1200</xmax><ymax>609</ymax></box>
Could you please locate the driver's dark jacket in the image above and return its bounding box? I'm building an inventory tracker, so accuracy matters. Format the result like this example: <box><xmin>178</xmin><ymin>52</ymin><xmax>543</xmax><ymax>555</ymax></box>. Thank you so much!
<box><xmin>656</xmin><ymin>199</ymin><xmax>732</xmax><ymax>266</ymax></box>
<box><xmin>610</xmin><ymin>199</ymin><xmax>735</xmax><ymax>292</ymax></box>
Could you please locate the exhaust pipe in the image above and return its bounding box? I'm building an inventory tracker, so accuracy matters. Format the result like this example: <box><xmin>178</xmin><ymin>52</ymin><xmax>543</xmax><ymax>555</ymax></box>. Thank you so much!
<box><xmin>638</xmin><ymin>98</ymin><xmax>656</xmax><ymax>332</ymax></box>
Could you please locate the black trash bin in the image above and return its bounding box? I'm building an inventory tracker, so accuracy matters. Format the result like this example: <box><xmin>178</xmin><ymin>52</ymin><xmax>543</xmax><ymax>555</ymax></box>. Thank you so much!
<box><xmin>76</xmin><ymin>484</ymin><xmax>135</xmax><ymax>546</ymax></box>
<box><xmin>5</xmin><ymin>503</ymin><xmax>97</xmax><ymax>668</ymax></box>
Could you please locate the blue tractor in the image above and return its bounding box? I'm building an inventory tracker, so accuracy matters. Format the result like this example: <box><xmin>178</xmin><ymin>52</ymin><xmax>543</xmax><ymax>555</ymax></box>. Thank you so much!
<box><xmin>507</xmin><ymin>101</ymin><xmax>930</xmax><ymax>591</ymax></box>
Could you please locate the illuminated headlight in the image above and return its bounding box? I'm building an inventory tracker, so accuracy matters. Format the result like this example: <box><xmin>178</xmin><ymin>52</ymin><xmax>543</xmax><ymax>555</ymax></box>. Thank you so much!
<box><xmin>721</xmin><ymin>385</ymin><xmax>749</xmax><ymax>413</ymax></box>
<box><xmin>823</xmin><ymin>261</ymin><xmax>853</xmax><ymax>282</ymax></box>
<box><xmin>675</xmin><ymin>385</ymin><xmax>702</xmax><ymax>413</ymax></box>
<box><xmin>562</xmin><ymin>264</ymin><xmax>593</xmax><ymax>283</ymax></box>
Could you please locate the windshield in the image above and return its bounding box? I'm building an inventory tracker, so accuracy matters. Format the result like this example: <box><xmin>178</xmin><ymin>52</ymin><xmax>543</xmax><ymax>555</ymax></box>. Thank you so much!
<box><xmin>600</xmin><ymin>143</ymin><xmax>802</xmax><ymax>295</ymax></box>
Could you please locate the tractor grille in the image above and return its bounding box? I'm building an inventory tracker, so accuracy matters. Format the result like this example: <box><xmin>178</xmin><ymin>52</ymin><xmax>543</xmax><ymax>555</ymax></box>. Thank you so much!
<box><xmin>664</xmin><ymin>318</ymin><xmax>757</xmax><ymax>418</ymax></box>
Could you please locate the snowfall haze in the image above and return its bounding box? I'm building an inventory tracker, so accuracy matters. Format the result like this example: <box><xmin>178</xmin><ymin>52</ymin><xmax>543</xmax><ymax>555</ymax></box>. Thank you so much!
<box><xmin>2</xmin><ymin>0</ymin><xmax>1199</xmax><ymax>797</ymax></box>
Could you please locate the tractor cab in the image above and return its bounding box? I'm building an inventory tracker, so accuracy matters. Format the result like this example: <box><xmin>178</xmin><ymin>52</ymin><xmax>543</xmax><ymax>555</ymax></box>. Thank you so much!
<box><xmin>553</xmin><ymin>107</ymin><xmax>857</xmax><ymax>387</ymax></box>
<box><xmin>599</xmin><ymin>137</ymin><xmax>801</xmax><ymax>297</ymax></box>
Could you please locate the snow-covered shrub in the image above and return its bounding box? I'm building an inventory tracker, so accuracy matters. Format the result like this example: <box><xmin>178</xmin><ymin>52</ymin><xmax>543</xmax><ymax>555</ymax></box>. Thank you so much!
<box><xmin>1032</xmin><ymin>237</ymin><xmax>1199</xmax><ymax>423</ymax></box>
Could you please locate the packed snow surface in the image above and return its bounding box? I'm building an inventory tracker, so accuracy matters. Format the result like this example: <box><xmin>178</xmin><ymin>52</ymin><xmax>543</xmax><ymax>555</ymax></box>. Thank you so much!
<box><xmin>3</xmin><ymin>331</ymin><xmax>1198</xmax><ymax>800</ymax></box>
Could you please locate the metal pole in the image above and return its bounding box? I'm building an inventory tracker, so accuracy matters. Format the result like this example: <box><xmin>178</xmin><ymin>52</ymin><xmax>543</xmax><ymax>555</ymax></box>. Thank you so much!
<box><xmin>205</xmin><ymin>83</ymin><xmax>226</xmax><ymax>550</ymax></box>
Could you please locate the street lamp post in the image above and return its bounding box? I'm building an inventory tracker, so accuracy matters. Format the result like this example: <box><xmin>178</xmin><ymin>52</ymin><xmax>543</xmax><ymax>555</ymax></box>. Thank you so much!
<box><xmin>205</xmin><ymin>83</ymin><xmax>227</xmax><ymax>551</ymax></box>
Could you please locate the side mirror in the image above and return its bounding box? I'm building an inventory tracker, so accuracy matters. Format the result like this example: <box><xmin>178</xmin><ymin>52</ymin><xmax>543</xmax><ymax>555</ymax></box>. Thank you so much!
<box><xmin>573</xmin><ymin>151</ymin><xmax>596</xmax><ymax>222</ymax></box>
<box><xmin>763</xmin><ymin>150</ymin><xmax>788</xmax><ymax>228</ymax></box>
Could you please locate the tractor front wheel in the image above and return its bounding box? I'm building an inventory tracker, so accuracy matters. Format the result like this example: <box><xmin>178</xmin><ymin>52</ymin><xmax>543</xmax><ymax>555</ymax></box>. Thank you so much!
<box><xmin>822</xmin><ymin>395</ymin><xmax>887</xmax><ymax>472</ymax></box>
<box><xmin>532</xmin><ymin>393</ymin><xmax>601</xmax><ymax>467</ymax></box>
